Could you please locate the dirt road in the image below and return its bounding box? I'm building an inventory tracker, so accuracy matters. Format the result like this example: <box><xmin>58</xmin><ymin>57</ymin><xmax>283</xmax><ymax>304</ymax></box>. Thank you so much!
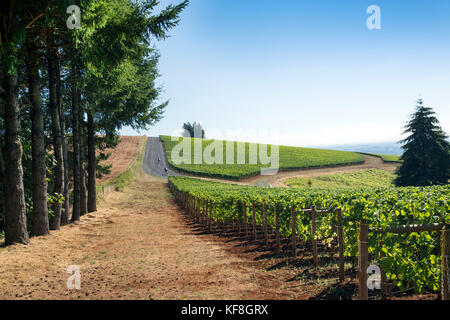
<box><xmin>242</xmin><ymin>155</ymin><xmax>400</xmax><ymax>187</ymax></box>
<box><xmin>143</xmin><ymin>137</ymin><xmax>399</xmax><ymax>188</ymax></box>
<box><xmin>0</xmin><ymin>174</ymin><xmax>312</xmax><ymax>300</ymax></box>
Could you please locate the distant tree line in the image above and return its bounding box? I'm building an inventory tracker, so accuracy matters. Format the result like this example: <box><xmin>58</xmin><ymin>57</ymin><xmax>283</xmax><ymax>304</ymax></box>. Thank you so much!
<box><xmin>0</xmin><ymin>0</ymin><xmax>188</xmax><ymax>244</ymax></box>
<box><xmin>182</xmin><ymin>121</ymin><xmax>205</xmax><ymax>138</ymax></box>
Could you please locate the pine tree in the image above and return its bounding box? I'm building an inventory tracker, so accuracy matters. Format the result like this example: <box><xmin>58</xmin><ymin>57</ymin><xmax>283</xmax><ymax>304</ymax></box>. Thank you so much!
<box><xmin>182</xmin><ymin>121</ymin><xmax>205</xmax><ymax>138</ymax></box>
<box><xmin>395</xmin><ymin>98</ymin><xmax>450</xmax><ymax>186</ymax></box>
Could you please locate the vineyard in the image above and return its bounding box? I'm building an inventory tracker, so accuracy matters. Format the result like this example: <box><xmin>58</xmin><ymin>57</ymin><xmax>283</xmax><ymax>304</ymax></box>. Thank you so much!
<box><xmin>365</xmin><ymin>153</ymin><xmax>403</xmax><ymax>163</ymax></box>
<box><xmin>168</xmin><ymin>176</ymin><xmax>450</xmax><ymax>299</ymax></box>
<box><xmin>160</xmin><ymin>136</ymin><xmax>365</xmax><ymax>179</ymax></box>
<box><xmin>285</xmin><ymin>169</ymin><xmax>396</xmax><ymax>189</ymax></box>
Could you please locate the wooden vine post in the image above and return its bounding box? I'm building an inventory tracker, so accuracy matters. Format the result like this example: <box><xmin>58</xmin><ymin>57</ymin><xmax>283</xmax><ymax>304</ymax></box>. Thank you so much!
<box><xmin>237</xmin><ymin>202</ymin><xmax>242</xmax><ymax>233</ymax></box>
<box><xmin>205</xmin><ymin>200</ymin><xmax>210</xmax><ymax>229</ymax></box>
<box><xmin>197</xmin><ymin>198</ymin><xmax>201</xmax><ymax>223</ymax></box>
<box><xmin>193</xmin><ymin>197</ymin><xmax>197</xmax><ymax>221</ymax></box>
<box><xmin>208</xmin><ymin>200</ymin><xmax>213</xmax><ymax>231</ymax></box>
<box><xmin>358</xmin><ymin>219</ymin><xmax>369</xmax><ymax>300</ymax></box>
<box><xmin>189</xmin><ymin>195</ymin><xmax>192</xmax><ymax>215</ymax></box>
<box><xmin>196</xmin><ymin>197</ymin><xmax>199</xmax><ymax>223</ymax></box>
<box><xmin>311</xmin><ymin>206</ymin><xmax>318</xmax><ymax>268</ymax></box>
<box><xmin>252</xmin><ymin>202</ymin><xmax>257</xmax><ymax>240</ymax></box>
<box><xmin>441</xmin><ymin>224</ymin><xmax>450</xmax><ymax>300</ymax></box>
<box><xmin>203</xmin><ymin>200</ymin><xmax>207</xmax><ymax>225</ymax></box>
<box><xmin>336</xmin><ymin>208</ymin><xmax>345</xmax><ymax>282</ymax></box>
<box><xmin>263</xmin><ymin>202</ymin><xmax>268</xmax><ymax>245</ymax></box>
<box><xmin>379</xmin><ymin>242</ymin><xmax>387</xmax><ymax>296</ymax></box>
<box><xmin>274</xmin><ymin>204</ymin><xmax>281</xmax><ymax>250</ymax></box>
<box><xmin>243</xmin><ymin>202</ymin><xmax>248</xmax><ymax>237</ymax></box>
<box><xmin>202</xmin><ymin>200</ymin><xmax>206</xmax><ymax>224</ymax></box>
<box><xmin>291</xmin><ymin>204</ymin><xmax>297</xmax><ymax>258</ymax></box>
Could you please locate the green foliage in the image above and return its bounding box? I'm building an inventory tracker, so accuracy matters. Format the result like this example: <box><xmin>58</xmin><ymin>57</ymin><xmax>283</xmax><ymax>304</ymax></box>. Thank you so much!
<box><xmin>395</xmin><ymin>99</ymin><xmax>450</xmax><ymax>186</ymax></box>
<box><xmin>369</xmin><ymin>154</ymin><xmax>402</xmax><ymax>163</ymax></box>
<box><xmin>161</xmin><ymin>136</ymin><xmax>365</xmax><ymax>180</ymax></box>
<box><xmin>286</xmin><ymin>169</ymin><xmax>396</xmax><ymax>189</ymax></box>
<box><xmin>182</xmin><ymin>121</ymin><xmax>205</xmax><ymax>138</ymax></box>
<box><xmin>169</xmin><ymin>175</ymin><xmax>449</xmax><ymax>293</ymax></box>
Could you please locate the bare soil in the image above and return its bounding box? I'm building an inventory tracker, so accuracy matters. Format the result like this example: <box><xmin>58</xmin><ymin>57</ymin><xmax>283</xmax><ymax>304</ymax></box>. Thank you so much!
<box><xmin>186</xmin><ymin>155</ymin><xmax>400</xmax><ymax>188</ymax></box>
<box><xmin>0</xmin><ymin>171</ymin><xmax>437</xmax><ymax>300</ymax></box>
<box><xmin>97</xmin><ymin>136</ymin><xmax>144</xmax><ymax>184</ymax></box>
<box><xmin>241</xmin><ymin>155</ymin><xmax>400</xmax><ymax>187</ymax></box>
<box><xmin>0</xmin><ymin>174</ymin><xmax>314</xmax><ymax>300</ymax></box>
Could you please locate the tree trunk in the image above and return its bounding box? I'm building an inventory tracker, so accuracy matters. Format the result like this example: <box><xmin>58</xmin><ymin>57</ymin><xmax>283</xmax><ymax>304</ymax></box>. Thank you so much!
<box><xmin>0</xmin><ymin>96</ymin><xmax>6</xmax><ymax>234</ymax></box>
<box><xmin>26</xmin><ymin>42</ymin><xmax>50</xmax><ymax>237</ymax></box>
<box><xmin>79</xmin><ymin>105</ymin><xmax>88</xmax><ymax>215</ymax></box>
<box><xmin>57</xmin><ymin>55</ymin><xmax>70</xmax><ymax>226</ymax></box>
<box><xmin>70</xmin><ymin>64</ymin><xmax>81</xmax><ymax>223</ymax></box>
<box><xmin>47</xmin><ymin>44</ymin><xmax>64</xmax><ymax>230</ymax></box>
<box><xmin>1</xmin><ymin>70</ymin><xmax>29</xmax><ymax>245</ymax></box>
<box><xmin>87</xmin><ymin>110</ymin><xmax>97</xmax><ymax>212</ymax></box>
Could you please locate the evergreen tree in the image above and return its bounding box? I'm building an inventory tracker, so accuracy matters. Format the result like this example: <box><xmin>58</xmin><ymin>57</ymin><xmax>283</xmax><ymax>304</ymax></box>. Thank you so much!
<box><xmin>182</xmin><ymin>121</ymin><xmax>205</xmax><ymax>138</ymax></box>
<box><xmin>395</xmin><ymin>98</ymin><xmax>450</xmax><ymax>186</ymax></box>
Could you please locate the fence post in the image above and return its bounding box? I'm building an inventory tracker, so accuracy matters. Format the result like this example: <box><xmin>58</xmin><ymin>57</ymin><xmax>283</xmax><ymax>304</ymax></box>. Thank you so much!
<box><xmin>201</xmin><ymin>199</ymin><xmax>204</xmax><ymax>224</ymax></box>
<box><xmin>311</xmin><ymin>206</ymin><xmax>318</xmax><ymax>268</ymax></box>
<box><xmin>379</xmin><ymin>241</ymin><xmax>387</xmax><ymax>297</ymax></box>
<box><xmin>337</xmin><ymin>208</ymin><xmax>345</xmax><ymax>282</ymax></box>
<box><xmin>252</xmin><ymin>202</ymin><xmax>257</xmax><ymax>240</ymax></box>
<box><xmin>358</xmin><ymin>219</ymin><xmax>369</xmax><ymax>300</ymax></box>
<box><xmin>243</xmin><ymin>202</ymin><xmax>248</xmax><ymax>237</ymax></box>
<box><xmin>196</xmin><ymin>197</ymin><xmax>199</xmax><ymax>222</ymax></box>
<box><xmin>237</xmin><ymin>202</ymin><xmax>242</xmax><ymax>233</ymax></box>
<box><xmin>263</xmin><ymin>203</ymin><xmax>268</xmax><ymax>246</ymax></box>
<box><xmin>274</xmin><ymin>203</ymin><xmax>281</xmax><ymax>250</ymax></box>
<box><xmin>196</xmin><ymin>197</ymin><xmax>199</xmax><ymax>221</ymax></box>
<box><xmin>291</xmin><ymin>204</ymin><xmax>296</xmax><ymax>258</ymax></box>
<box><xmin>203</xmin><ymin>200</ymin><xmax>207</xmax><ymax>225</ymax></box>
<box><xmin>441</xmin><ymin>224</ymin><xmax>450</xmax><ymax>300</ymax></box>
<box><xmin>208</xmin><ymin>200</ymin><xmax>212</xmax><ymax>231</ymax></box>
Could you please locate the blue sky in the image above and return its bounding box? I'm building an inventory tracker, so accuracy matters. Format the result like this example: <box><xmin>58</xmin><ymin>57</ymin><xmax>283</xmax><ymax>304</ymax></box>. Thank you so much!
<box><xmin>121</xmin><ymin>0</ymin><xmax>450</xmax><ymax>147</ymax></box>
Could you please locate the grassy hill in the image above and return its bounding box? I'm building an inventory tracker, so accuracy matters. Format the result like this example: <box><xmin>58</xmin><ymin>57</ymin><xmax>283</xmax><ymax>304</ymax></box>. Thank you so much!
<box><xmin>160</xmin><ymin>136</ymin><xmax>365</xmax><ymax>180</ymax></box>
<box><xmin>368</xmin><ymin>153</ymin><xmax>402</xmax><ymax>163</ymax></box>
<box><xmin>285</xmin><ymin>169</ymin><xmax>396</xmax><ymax>189</ymax></box>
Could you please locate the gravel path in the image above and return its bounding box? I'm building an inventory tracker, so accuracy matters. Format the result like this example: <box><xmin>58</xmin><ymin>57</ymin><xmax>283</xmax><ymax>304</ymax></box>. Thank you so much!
<box><xmin>0</xmin><ymin>174</ymin><xmax>308</xmax><ymax>300</ymax></box>
<box><xmin>142</xmin><ymin>136</ymin><xmax>399</xmax><ymax>188</ymax></box>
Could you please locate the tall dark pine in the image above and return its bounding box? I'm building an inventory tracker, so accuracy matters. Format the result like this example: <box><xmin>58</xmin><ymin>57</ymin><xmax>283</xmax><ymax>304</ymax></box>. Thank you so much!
<box><xmin>70</xmin><ymin>64</ymin><xmax>81</xmax><ymax>223</ymax></box>
<box><xmin>47</xmin><ymin>42</ymin><xmax>64</xmax><ymax>230</ymax></box>
<box><xmin>1</xmin><ymin>70</ymin><xmax>30</xmax><ymax>244</ymax></box>
<box><xmin>79</xmin><ymin>104</ymin><xmax>88</xmax><ymax>215</ymax></box>
<box><xmin>56</xmin><ymin>56</ymin><xmax>70</xmax><ymax>225</ymax></box>
<box><xmin>0</xmin><ymin>0</ymin><xmax>30</xmax><ymax>244</ymax></box>
<box><xmin>395</xmin><ymin>98</ymin><xmax>450</xmax><ymax>186</ymax></box>
<box><xmin>87</xmin><ymin>110</ymin><xmax>97</xmax><ymax>212</ymax></box>
<box><xmin>25</xmin><ymin>40</ymin><xmax>50</xmax><ymax>236</ymax></box>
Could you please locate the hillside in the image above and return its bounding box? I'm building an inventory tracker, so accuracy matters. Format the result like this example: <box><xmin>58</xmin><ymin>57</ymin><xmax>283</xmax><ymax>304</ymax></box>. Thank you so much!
<box><xmin>97</xmin><ymin>136</ymin><xmax>146</xmax><ymax>184</ymax></box>
<box><xmin>160</xmin><ymin>136</ymin><xmax>365</xmax><ymax>180</ymax></box>
<box><xmin>285</xmin><ymin>168</ymin><xmax>396</xmax><ymax>189</ymax></box>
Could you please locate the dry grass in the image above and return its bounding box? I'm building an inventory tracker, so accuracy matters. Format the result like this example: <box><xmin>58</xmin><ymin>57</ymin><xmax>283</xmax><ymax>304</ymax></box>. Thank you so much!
<box><xmin>97</xmin><ymin>136</ymin><xmax>144</xmax><ymax>184</ymax></box>
<box><xmin>0</xmin><ymin>172</ymin><xmax>311</xmax><ymax>300</ymax></box>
